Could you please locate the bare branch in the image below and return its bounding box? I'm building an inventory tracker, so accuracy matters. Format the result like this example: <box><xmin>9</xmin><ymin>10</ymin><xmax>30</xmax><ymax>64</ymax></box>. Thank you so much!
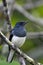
<box><xmin>27</xmin><ymin>46</ymin><xmax>43</xmax><ymax>59</ymax></box>
<box><xmin>13</xmin><ymin>4</ymin><xmax>43</xmax><ymax>26</ymax></box>
<box><xmin>2</xmin><ymin>1</ymin><xmax>26</xmax><ymax>65</ymax></box>
<box><xmin>18</xmin><ymin>56</ymin><xmax>26</xmax><ymax>65</ymax></box>
<box><xmin>2</xmin><ymin>0</ymin><xmax>12</xmax><ymax>32</ymax></box>
<box><xmin>0</xmin><ymin>2</ymin><xmax>43</xmax><ymax>26</ymax></box>
<box><xmin>1</xmin><ymin>0</ymin><xmax>43</xmax><ymax>10</ymax></box>
<box><xmin>27</xmin><ymin>32</ymin><xmax>43</xmax><ymax>39</ymax></box>
<box><xmin>23</xmin><ymin>0</ymin><xmax>43</xmax><ymax>9</ymax></box>
<box><xmin>0</xmin><ymin>31</ymin><xmax>43</xmax><ymax>65</ymax></box>
<box><xmin>0</xmin><ymin>3</ymin><xmax>3</xmax><ymax>12</ymax></box>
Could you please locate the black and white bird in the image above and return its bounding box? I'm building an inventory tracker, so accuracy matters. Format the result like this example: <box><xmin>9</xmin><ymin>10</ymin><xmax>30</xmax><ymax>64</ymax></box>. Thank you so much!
<box><xmin>7</xmin><ymin>21</ymin><xmax>28</xmax><ymax>63</ymax></box>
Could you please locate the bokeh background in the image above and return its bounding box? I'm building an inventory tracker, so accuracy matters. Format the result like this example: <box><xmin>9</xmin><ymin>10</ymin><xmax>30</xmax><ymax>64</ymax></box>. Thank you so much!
<box><xmin>0</xmin><ymin>0</ymin><xmax>43</xmax><ymax>65</ymax></box>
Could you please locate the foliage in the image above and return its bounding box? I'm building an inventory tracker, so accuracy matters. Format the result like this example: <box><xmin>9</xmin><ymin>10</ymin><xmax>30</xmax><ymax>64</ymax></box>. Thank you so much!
<box><xmin>0</xmin><ymin>60</ymin><xmax>20</xmax><ymax>65</ymax></box>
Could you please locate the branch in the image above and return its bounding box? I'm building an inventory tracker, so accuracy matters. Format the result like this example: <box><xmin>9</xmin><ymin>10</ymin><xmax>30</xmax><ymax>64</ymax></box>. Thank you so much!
<box><xmin>0</xmin><ymin>2</ymin><xmax>43</xmax><ymax>26</ymax></box>
<box><xmin>0</xmin><ymin>31</ymin><xmax>43</xmax><ymax>65</ymax></box>
<box><xmin>2</xmin><ymin>0</ymin><xmax>12</xmax><ymax>32</ymax></box>
<box><xmin>27</xmin><ymin>32</ymin><xmax>43</xmax><ymax>39</ymax></box>
<box><xmin>18</xmin><ymin>56</ymin><xmax>26</xmax><ymax>65</ymax></box>
<box><xmin>0</xmin><ymin>0</ymin><xmax>43</xmax><ymax>10</ymax></box>
<box><xmin>2</xmin><ymin>1</ymin><xmax>26</xmax><ymax>65</ymax></box>
<box><xmin>23</xmin><ymin>0</ymin><xmax>43</xmax><ymax>9</ymax></box>
<box><xmin>13</xmin><ymin>3</ymin><xmax>43</xmax><ymax>26</ymax></box>
<box><xmin>0</xmin><ymin>3</ymin><xmax>3</xmax><ymax>12</ymax></box>
<box><xmin>27</xmin><ymin>46</ymin><xmax>43</xmax><ymax>59</ymax></box>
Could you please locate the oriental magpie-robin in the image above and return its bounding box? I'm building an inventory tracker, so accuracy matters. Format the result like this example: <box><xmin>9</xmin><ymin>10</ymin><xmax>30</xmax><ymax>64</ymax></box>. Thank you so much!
<box><xmin>7</xmin><ymin>21</ymin><xmax>28</xmax><ymax>63</ymax></box>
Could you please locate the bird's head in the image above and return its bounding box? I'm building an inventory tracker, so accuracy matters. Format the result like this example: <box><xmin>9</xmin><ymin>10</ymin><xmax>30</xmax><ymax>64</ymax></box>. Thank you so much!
<box><xmin>15</xmin><ymin>21</ymin><xmax>28</xmax><ymax>27</ymax></box>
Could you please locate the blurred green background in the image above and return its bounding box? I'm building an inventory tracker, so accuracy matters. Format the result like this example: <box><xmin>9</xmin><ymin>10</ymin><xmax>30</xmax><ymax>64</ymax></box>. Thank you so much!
<box><xmin>0</xmin><ymin>0</ymin><xmax>43</xmax><ymax>65</ymax></box>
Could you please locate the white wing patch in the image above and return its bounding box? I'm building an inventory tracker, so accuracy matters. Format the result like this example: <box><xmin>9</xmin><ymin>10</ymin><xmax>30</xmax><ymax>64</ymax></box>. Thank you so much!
<box><xmin>11</xmin><ymin>35</ymin><xmax>26</xmax><ymax>47</ymax></box>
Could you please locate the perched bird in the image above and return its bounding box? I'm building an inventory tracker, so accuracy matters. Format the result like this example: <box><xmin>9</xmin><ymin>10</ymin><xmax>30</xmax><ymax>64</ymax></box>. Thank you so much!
<box><xmin>7</xmin><ymin>21</ymin><xmax>28</xmax><ymax>63</ymax></box>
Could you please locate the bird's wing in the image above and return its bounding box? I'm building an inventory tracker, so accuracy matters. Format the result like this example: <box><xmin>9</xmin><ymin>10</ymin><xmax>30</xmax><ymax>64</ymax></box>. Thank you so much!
<box><xmin>9</xmin><ymin>34</ymin><xmax>13</xmax><ymax>41</ymax></box>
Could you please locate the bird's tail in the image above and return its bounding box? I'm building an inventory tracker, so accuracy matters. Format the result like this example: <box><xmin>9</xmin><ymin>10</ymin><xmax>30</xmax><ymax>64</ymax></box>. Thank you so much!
<box><xmin>7</xmin><ymin>49</ymin><xmax>14</xmax><ymax>63</ymax></box>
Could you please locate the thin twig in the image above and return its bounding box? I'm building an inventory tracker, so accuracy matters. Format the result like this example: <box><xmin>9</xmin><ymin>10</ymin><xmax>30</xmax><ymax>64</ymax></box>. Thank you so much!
<box><xmin>0</xmin><ymin>31</ymin><xmax>43</xmax><ymax>65</ymax></box>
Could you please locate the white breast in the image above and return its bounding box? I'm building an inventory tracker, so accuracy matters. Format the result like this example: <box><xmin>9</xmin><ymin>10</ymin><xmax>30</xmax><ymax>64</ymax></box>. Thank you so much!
<box><xmin>11</xmin><ymin>35</ymin><xmax>26</xmax><ymax>47</ymax></box>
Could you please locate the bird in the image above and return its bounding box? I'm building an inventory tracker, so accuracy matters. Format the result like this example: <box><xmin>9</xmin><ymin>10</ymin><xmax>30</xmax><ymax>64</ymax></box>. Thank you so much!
<box><xmin>7</xmin><ymin>21</ymin><xmax>28</xmax><ymax>63</ymax></box>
